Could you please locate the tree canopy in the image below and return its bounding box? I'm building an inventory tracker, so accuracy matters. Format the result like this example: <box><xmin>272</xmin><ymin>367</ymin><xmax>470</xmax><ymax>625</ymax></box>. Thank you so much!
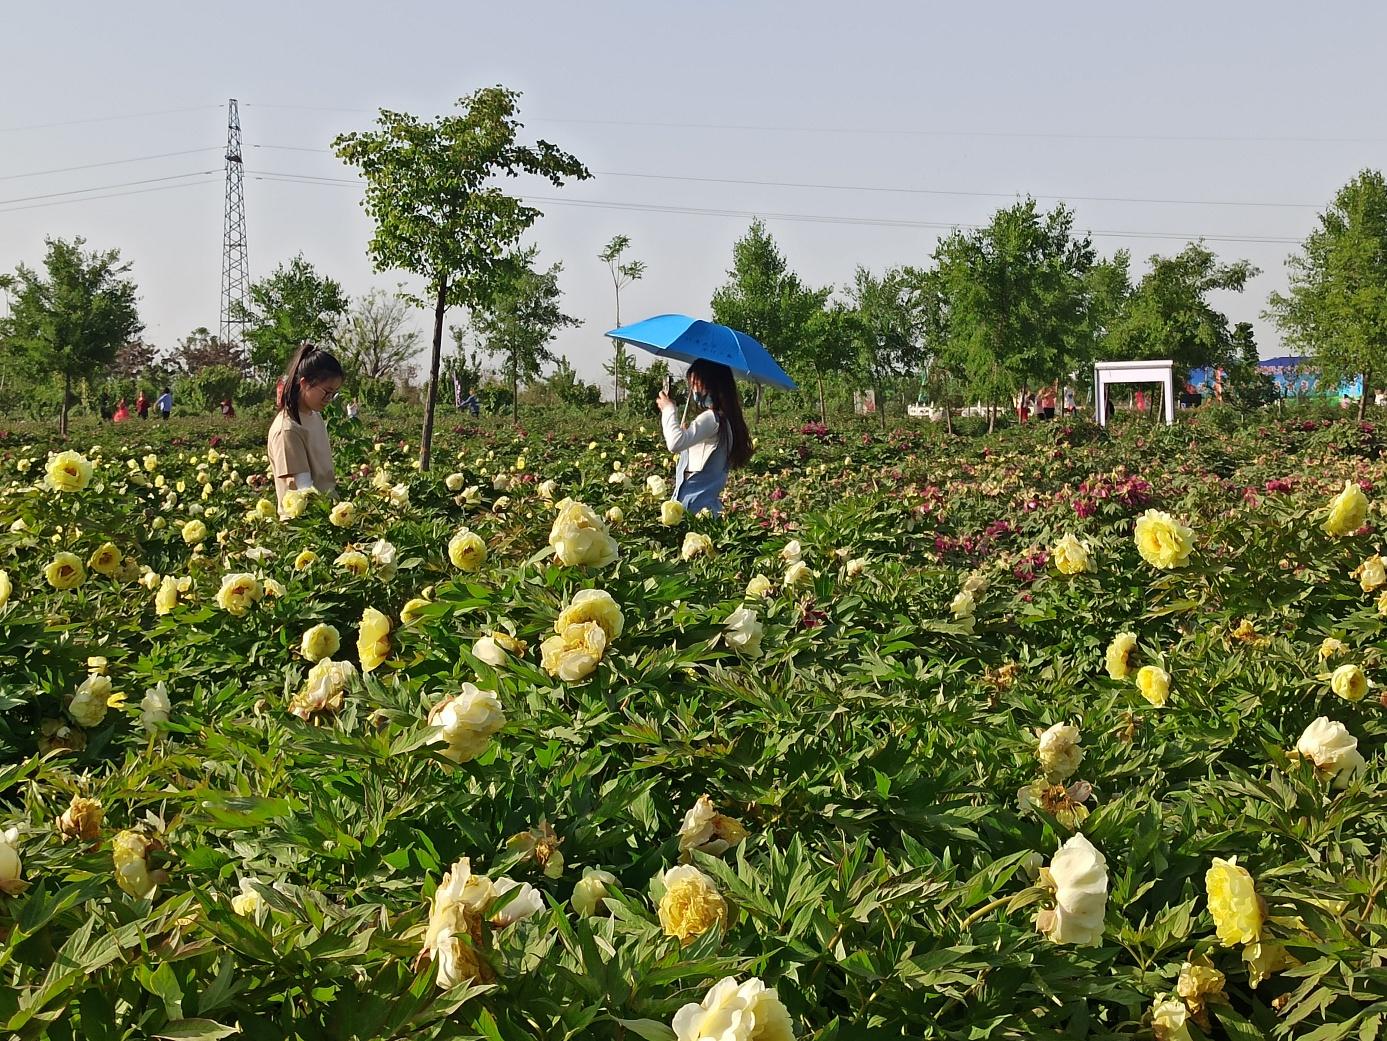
<box><xmin>1</xmin><ymin>236</ymin><xmax>142</xmax><ymax>434</ymax></box>
<box><xmin>334</xmin><ymin>86</ymin><xmax>590</xmax><ymax>467</ymax></box>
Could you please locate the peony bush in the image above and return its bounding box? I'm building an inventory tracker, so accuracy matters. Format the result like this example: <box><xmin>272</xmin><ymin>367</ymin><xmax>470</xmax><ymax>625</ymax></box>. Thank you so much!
<box><xmin>0</xmin><ymin>409</ymin><xmax>1381</xmax><ymax>1038</ymax></box>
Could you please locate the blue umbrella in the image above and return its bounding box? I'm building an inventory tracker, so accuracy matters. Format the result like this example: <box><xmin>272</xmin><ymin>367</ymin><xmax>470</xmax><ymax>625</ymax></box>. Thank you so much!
<box><xmin>605</xmin><ymin>314</ymin><xmax>798</xmax><ymax>391</ymax></box>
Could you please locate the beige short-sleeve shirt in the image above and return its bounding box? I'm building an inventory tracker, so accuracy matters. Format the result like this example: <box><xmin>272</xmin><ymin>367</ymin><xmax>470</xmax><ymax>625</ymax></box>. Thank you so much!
<box><xmin>268</xmin><ymin>409</ymin><xmax>336</xmax><ymax>505</ymax></box>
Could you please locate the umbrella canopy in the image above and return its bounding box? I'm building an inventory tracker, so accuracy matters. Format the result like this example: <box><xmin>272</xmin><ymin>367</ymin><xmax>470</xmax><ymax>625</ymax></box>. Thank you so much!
<box><xmin>605</xmin><ymin>314</ymin><xmax>798</xmax><ymax>391</ymax></box>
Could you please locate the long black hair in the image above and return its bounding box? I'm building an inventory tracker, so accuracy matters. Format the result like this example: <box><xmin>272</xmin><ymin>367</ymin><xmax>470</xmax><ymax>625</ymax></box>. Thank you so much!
<box><xmin>687</xmin><ymin>359</ymin><xmax>753</xmax><ymax>470</ymax></box>
<box><xmin>281</xmin><ymin>343</ymin><xmax>344</xmax><ymax>424</ymax></box>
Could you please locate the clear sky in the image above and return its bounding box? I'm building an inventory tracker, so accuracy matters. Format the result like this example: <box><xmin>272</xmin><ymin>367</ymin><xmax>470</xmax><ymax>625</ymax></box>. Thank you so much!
<box><xmin>4</xmin><ymin>1</ymin><xmax>1387</xmax><ymax>387</ymax></box>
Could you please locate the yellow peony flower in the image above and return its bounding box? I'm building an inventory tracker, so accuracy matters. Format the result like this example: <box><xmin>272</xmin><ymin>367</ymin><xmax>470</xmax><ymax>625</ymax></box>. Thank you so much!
<box><xmin>294</xmin><ymin>549</ymin><xmax>317</xmax><ymax>570</ymax></box>
<box><xmin>1136</xmin><ymin>665</ymin><xmax>1170</xmax><ymax>707</ymax></box>
<box><xmin>448</xmin><ymin>529</ymin><xmax>488</xmax><ymax>571</ymax></box>
<box><xmin>473</xmin><ymin>631</ymin><xmax>526</xmax><ymax>666</ymax></box>
<box><xmin>1133</xmin><ymin>509</ymin><xmax>1194</xmax><ymax>569</ymax></box>
<box><xmin>231</xmin><ymin>878</ymin><xmax>266</xmax><ymax>918</ymax></box>
<box><xmin>1176</xmin><ymin>955</ymin><xmax>1226</xmax><ymax>1019</ymax></box>
<box><xmin>745</xmin><ymin>574</ymin><xmax>773</xmax><ymax>598</ymax></box>
<box><xmin>549</xmin><ymin>499</ymin><xmax>619</xmax><ymax>568</ymax></box>
<box><xmin>1150</xmin><ymin>995</ymin><xmax>1192</xmax><ymax>1041</ymax></box>
<box><xmin>46</xmin><ymin>450</ymin><xmax>93</xmax><ymax>493</ymax></box>
<box><xmin>300</xmin><ymin>623</ymin><xmax>341</xmax><ymax>663</ymax></box>
<box><xmin>401</xmin><ymin>597</ymin><xmax>431</xmax><ymax>626</ymax></box>
<box><xmin>571</xmin><ymin>868</ymin><xmax>617</xmax><ymax>917</ymax></box>
<box><xmin>112</xmin><ymin>829</ymin><xmax>159</xmax><ymax>899</ymax></box>
<box><xmin>214</xmin><ymin>573</ymin><xmax>262</xmax><ymax>616</ymax></box>
<box><xmin>335</xmin><ymin>550</ymin><xmax>369</xmax><ymax>575</ymax></box>
<box><xmin>1330</xmin><ymin>662</ymin><xmax>1369</xmax><ymax>702</ymax></box>
<box><xmin>255</xmin><ymin>497</ymin><xmax>277</xmax><ymax>520</ymax></box>
<box><xmin>661</xmin><ymin>500</ymin><xmax>686</xmax><ymax>526</ymax></box>
<box><xmin>357</xmin><ymin>607</ymin><xmax>391</xmax><ymax>672</ymax></box>
<box><xmin>0</xmin><ymin>569</ymin><xmax>11</xmax><ymax>610</ymax></box>
<box><xmin>1052</xmin><ymin>533</ymin><xmax>1095</xmax><ymax>575</ymax></box>
<box><xmin>1105</xmin><ymin>632</ymin><xmax>1138</xmax><ymax>679</ymax></box>
<box><xmin>1351</xmin><ymin>553</ymin><xmax>1386</xmax><ymax>592</ymax></box>
<box><xmin>87</xmin><ymin>542</ymin><xmax>121</xmax><ymax>577</ymax></box>
<box><xmin>1205</xmin><ymin>856</ymin><xmax>1262</xmax><ymax>946</ymax></box>
<box><xmin>1319</xmin><ymin>636</ymin><xmax>1347</xmax><ymax>660</ymax></box>
<box><xmin>1324</xmin><ymin>480</ymin><xmax>1369</xmax><ymax>536</ymax></box>
<box><xmin>540</xmin><ymin>621</ymin><xmax>608</xmax><ymax>682</ymax></box>
<box><xmin>554</xmin><ymin>588</ymin><xmax>624</xmax><ymax>641</ymax></box>
<box><xmin>45</xmin><ymin>552</ymin><xmax>86</xmax><ymax>590</ymax></box>
<box><xmin>288</xmin><ymin>658</ymin><xmax>357</xmax><ymax>720</ymax></box>
<box><xmin>154</xmin><ymin>576</ymin><xmax>179</xmax><ymax>616</ymax></box>
<box><xmin>657</xmin><ymin>864</ymin><xmax>727</xmax><ymax>945</ymax></box>
<box><xmin>428</xmin><ymin>683</ymin><xmax>506</xmax><ymax>764</ymax></box>
<box><xmin>681</xmin><ymin>532</ymin><xmax>715</xmax><ymax>560</ymax></box>
<box><xmin>181</xmin><ymin>519</ymin><xmax>207</xmax><ymax>545</ymax></box>
<box><xmin>672</xmin><ymin>976</ymin><xmax>795</xmax><ymax>1041</ymax></box>
<box><xmin>604</xmin><ymin>505</ymin><xmax>624</xmax><ymax>525</ymax></box>
<box><xmin>329</xmin><ymin>501</ymin><xmax>356</xmax><ymax>527</ymax></box>
<box><xmin>279</xmin><ymin>489</ymin><xmax>308</xmax><ymax>520</ymax></box>
<box><xmin>1037</xmin><ymin>722</ymin><xmax>1083</xmax><ymax>781</ymax></box>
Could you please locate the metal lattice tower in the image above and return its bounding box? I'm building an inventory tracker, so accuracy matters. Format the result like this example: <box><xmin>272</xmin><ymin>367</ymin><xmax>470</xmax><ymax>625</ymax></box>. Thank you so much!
<box><xmin>219</xmin><ymin>99</ymin><xmax>250</xmax><ymax>345</ymax></box>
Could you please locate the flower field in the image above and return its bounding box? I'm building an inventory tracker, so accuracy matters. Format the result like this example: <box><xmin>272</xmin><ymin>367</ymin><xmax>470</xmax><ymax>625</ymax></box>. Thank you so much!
<box><xmin>0</xmin><ymin>409</ymin><xmax>1384</xmax><ymax>1040</ymax></box>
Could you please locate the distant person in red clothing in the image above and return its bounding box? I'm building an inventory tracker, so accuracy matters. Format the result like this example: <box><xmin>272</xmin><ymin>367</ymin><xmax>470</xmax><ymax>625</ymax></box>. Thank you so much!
<box><xmin>221</xmin><ymin>398</ymin><xmax>236</xmax><ymax>419</ymax></box>
<box><xmin>135</xmin><ymin>391</ymin><xmax>149</xmax><ymax>419</ymax></box>
<box><xmin>113</xmin><ymin>399</ymin><xmax>130</xmax><ymax>422</ymax></box>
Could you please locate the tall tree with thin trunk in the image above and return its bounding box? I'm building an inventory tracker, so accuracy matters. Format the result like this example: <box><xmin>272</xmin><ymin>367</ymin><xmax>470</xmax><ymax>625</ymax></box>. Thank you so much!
<box><xmin>334</xmin><ymin>87</ymin><xmax>590</xmax><ymax>469</ymax></box>
<box><xmin>1</xmin><ymin>237</ymin><xmax>141</xmax><ymax>435</ymax></box>
<box><xmin>471</xmin><ymin>252</ymin><xmax>580</xmax><ymax>423</ymax></box>
<box><xmin>1268</xmin><ymin>169</ymin><xmax>1387</xmax><ymax>419</ymax></box>
<box><xmin>598</xmin><ymin>234</ymin><xmax>646</xmax><ymax>408</ymax></box>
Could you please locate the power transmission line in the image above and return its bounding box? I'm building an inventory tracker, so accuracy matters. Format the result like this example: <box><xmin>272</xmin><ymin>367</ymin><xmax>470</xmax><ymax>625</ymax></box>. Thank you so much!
<box><xmin>0</xmin><ymin>105</ymin><xmax>222</xmax><ymax>133</ymax></box>
<box><xmin>246</xmin><ymin>170</ymin><xmax>1304</xmax><ymax>245</ymax></box>
<box><xmin>243</xmin><ymin>143</ymin><xmax>1322</xmax><ymax>209</ymax></box>
<box><xmin>0</xmin><ymin>148</ymin><xmax>223</xmax><ymax>182</ymax></box>
<box><xmin>0</xmin><ymin>170</ymin><xmax>221</xmax><ymax>207</ymax></box>
<box><xmin>0</xmin><ymin>178</ymin><xmax>219</xmax><ymax>215</ymax></box>
<box><xmin>239</xmin><ymin>101</ymin><xmax>1387</xmax><ymax>145</ymax></box>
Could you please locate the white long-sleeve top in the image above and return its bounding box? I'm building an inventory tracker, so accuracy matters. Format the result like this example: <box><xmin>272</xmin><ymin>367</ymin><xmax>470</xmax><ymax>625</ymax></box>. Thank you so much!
<box><xmin>660</xmin><ymin>404</ymin><xmax>721</xmax><ymax>473</ymax></box>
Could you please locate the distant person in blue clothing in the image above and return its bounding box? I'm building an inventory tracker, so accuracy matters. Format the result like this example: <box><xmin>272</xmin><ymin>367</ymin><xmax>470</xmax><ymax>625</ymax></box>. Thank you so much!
<box><xmin>656</xmin><ymin>359</ymin><xmax>753</xmax><ymax>517</ymax></box>
<box><xmin>155</xmin><ymin>387</ymin><xmax>173</xmax><ymax>421</ymax></box>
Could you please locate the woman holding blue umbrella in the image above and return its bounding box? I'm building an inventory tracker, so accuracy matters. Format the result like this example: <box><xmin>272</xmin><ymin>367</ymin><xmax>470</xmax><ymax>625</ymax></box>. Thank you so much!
<box><xmin>655</xmin><ymin>359</ymin><xmax>753</xmax><ymax>517</ymax></box>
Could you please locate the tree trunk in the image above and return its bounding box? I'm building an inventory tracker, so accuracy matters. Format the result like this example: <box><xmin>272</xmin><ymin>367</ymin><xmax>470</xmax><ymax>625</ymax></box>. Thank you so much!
<box><xmin>1359</xmin><ymin>370</ymin><xmax>1371</xmax><ymax>420</ymax></box>
<box><xmin>944</xmin><ymin>404</ymin><xmax>954</xmax><ymax>435</ymax></box>
<box><xmin>419</xmin><ymin>277</ymin><xmax>447</xmax><ymax>472</ymax></box>
<box><xmin>878</xmin><ymin>383</ymin><xmax>887</xmax><ymax>431</ymax></box>
<box><xmin>754</xmin><ymin>384</ymin><xmax>762</xmax><ymax>428</ymax></box>
<box><xmin>987</xmin><ymin>400</ymin><xmax>996</xmax><ymax>434</ymax></box>
<box><xmin>511</xmin><ymin>359</ymin><xmax>519</xmax><ymax>424</ymax></box>
<box><xmin>817</xmin><ymin>376</ymin><xmax>827</xmax><ymax>426</ymax></box>
<box><xmin>60</xmin><ymin>370</ymin><xmax>71</xmax><ymax>437</ymax></box>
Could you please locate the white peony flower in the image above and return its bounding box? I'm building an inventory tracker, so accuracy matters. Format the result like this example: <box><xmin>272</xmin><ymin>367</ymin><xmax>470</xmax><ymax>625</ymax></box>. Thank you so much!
<box><xmin>1037</xmin><ymin>722</ymin><xmax>1083</xmax><ymax>781</ymax></box>
<box><xmin>140</xmin><ymin>681</ymin><xmax>171</xmax><ymax>731</ymax></box>
<box><xmin>722</xmin><ymin>607</ymin><xmax>764</xmax><ymax>657</ymax></box>
<box><xmin>1036</xmin><ymin>833</ymin><xmax>1108</xmax><ymax>945</ymax></box>
<box><xmin>428</xmin><ymin>684</ymin><xmax>506</xmax><ymax>764</ymax></box>
<box><xmin>1295</xmin><ymin>717</ymin><xmax>1366</xmax><ymax>789</ymax></box>
<box><xmin>489</xmin><ymin>876</ymin><xmax>544</xmax><ymax>927</ymax></box>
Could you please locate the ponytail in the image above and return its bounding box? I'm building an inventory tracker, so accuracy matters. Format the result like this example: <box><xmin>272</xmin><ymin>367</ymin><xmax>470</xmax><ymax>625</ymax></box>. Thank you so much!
<box><xmin>281</xmin><ymin>343</ymin><xmax>345</xmax><ymax>424</ymax></box>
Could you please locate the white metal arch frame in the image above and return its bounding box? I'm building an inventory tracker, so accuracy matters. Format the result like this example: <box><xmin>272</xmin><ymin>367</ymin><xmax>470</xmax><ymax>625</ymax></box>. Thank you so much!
<box><xmin>1094</xmin><ymin>360</ymin><xmax>1175</xmax><ymax>427</ymax></box>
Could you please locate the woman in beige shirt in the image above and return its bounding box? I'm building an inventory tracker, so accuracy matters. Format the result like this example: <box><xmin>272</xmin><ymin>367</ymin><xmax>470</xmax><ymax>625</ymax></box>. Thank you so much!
<box><xmin>267</xmin><ymin>344</ymin><xmax>344</xmax><ymax>513</ymax></box>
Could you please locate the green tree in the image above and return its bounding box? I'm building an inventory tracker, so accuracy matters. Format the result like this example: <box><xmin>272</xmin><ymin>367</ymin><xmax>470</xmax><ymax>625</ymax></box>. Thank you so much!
<box><xmin>0</xmin><ymin>236</ymin><xmax>142</xmax><ymax>435</ymax></box>
<box><xmin>845</xmin><ymin>266</ymin><xmax>924</xmax><ymax>429</ymax></box>
<box><xmin>1267</xmin><ymin>169</ymin><xmax>1387</xmax><ymax>419</ymax></box>
<box><xmin>711</xmin><ymin>220</ymin><xmax>826</xmax><ymax>423</ymax></box>
<box><xmin>234</xmin><ymin>254</ymin><xmax>348</xmax><ymax>380</ymax></box>
<box><xmin>932</xmin><ymin>201</ymin><xmax>1094</xmax><ymax>431</ymax></box>
<box><xmin>546</xmin><ymin>355</ymin><xmax>602</xmax><ymax>407</ymax></box>
<box><xmin>1107</xmin><ymin>243</ymin><xmax>1257</xmax><ymax>377</ymax></box>
<box><xmin>598</xmin><ymin>234</ymin><xmax>647</xmax><ymax>408</ymax></box>
<box><xmin>168</xmin><ymin>327</ymin><xmax>246</xmax><ymax>376</ymax></box>
<box><xmin>470</xmin><ymin>253</ymin><xmax>581</xmax><ymax>422</ymax></box>
<box><xmin>334</xmin><ymin>86</ymin><xmax>590</xmax><ymax>469</ymax></box>
<box><xmin>336</xmin><ymin>289</ymin><xmax>420</xmax><ymax>383</ymax></box>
